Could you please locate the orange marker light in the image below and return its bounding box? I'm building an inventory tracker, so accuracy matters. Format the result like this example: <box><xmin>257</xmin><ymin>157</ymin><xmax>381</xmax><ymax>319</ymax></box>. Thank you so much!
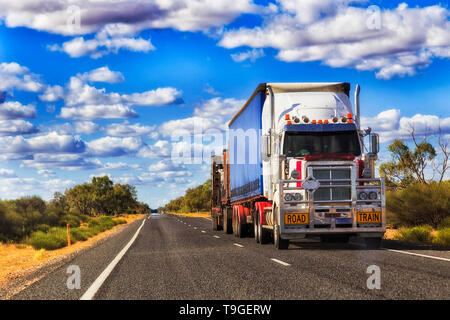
<box><xmin>347</xmin><ymin>113</ymin><xmax>352</xmax><ymax>119</ymax></box>
<box><xmin>324</xmin><ymin>119</ymin><xmax>329</xmax><ymax>124</ymax></box>
<box><xmin>287</xmin><ymin>120</ymin><xmax>292</xmax><ymax>124</ymax></box>
<box><xmin>318</xmin><ymin>120</ymin><xmax>323</xmax><ymax>124</ymax></box>
<box><xmin>312</xmin><ymin>120</ymin><xmax>317</xmax><ymax>124</ymax></box>
<box><xmin>285</xmin><ymin>114</ymin><xmax>290</xmax><ymax>120</ymax></box>
<box><xmin>348</xmin><ymin>119</ymin><xmax>353</xmax><ymax>123</ymax></box>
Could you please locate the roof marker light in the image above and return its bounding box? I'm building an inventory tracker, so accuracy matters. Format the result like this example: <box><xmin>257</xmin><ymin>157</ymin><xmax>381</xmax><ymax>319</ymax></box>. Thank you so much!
<box><xmin>285</xmin><ymin>114</ymin><xmax>290</xmax><ymax>120</ymax></box>
<box><xmin>347</xmin><ymin>113</ymin><xmax>352</xmax><ymax>119</ymax></box>
<box><xmin>318</xmin><ymin>120</ymin><xmax>323</xmax><ymax>124</ymax></box>
<box><xmin>324</xmin><ymin>119</ymin><xmax>329</xmax><ymax>124</ymax></box>
<box><xmin>312</xmin><ymin>120</ymin><xmax>317</xmax><ymax>124</ymax></box>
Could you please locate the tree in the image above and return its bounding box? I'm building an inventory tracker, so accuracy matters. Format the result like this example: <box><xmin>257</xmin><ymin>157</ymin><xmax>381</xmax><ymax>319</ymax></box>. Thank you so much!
<box><xmin>91</xmin><ymin>176</ymin><xmax>115</xmax><ymax>215</ymax></box>
<box><xmin>66</xmin><ymin>183</ymin><xmax>95</xmax><ymax>216</ymax></box>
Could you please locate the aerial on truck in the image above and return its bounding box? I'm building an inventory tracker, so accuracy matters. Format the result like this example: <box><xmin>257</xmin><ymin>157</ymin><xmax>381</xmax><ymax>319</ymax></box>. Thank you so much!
<box><xmin>211</xmin><ymin>82</ymin><xmax>385</xmax><ymax>249</ymax></box>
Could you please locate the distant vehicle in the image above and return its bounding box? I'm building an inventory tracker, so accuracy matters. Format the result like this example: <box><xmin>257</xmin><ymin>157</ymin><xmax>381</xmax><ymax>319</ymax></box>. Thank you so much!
<box><xmin>211</xmin><ymin>83</ymin><xmax>385</xmax><ymax>249</ymax></box>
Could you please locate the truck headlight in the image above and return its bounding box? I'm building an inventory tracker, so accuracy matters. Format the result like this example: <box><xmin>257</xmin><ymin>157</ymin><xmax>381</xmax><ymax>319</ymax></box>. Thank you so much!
<box><xmin>284</xmin><ymin>193</ymin><xmax>293</xmax><ymax>202</ymax></box>
<box><xmin>290</xmin><ymin>169</ymin><xmax>300</xmax><ymax>179</ymax></box>
<box><xmin>293</xmin><ymin>193</ymin><xmax>302</xmax><ymax>201</ymax></box>
<box><xmin>358</xmin><ymin>191</ymin><xmax>368</xmax><ymax>200</ymax></box>
<box><xmin>369</xmin><ymin>191</ymin><xmax>378</xmax><ymax>200</ymax></box>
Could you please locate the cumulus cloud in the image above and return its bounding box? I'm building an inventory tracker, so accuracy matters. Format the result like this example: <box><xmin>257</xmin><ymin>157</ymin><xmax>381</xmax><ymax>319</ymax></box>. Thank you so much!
<box><xmin>105</xmin><ymin>121</ymin><xmax>156</xmax><ymax>137</ymax></box>
<box><xmin>49</xmin><ymin>32</ymin><xmax>154</xmax><ymax>58</ymax></box>
<box><xmin>52</xmin><ymin>121</ymin><xmax>100</xmax><ymax>135</ymax></box>
<box><xmin>59</xmin><ymin>104</ymin><xmax>138</xmax><ymax>120</ymax></box>
<box><xmin>219</xmin><ymin>3</ymin><xmax>450</xmax><ymax>79</ymax></box>
<box><xmin>21</xmin><ymin>153</ymin><xmax>101</xmax><ymax>171</ymax></box>
<box><xmin>86</xmin><ymin>136</ymin><xmax>145</xmax><ymax>157</ymax></box>
<box><xmin>361</xmin><ymin>109</ymin><xmax>450</xmax><ymax>142</ymax></box>
<box><xmin>39</xmin><ymin>85</ymin><xmax>64</xmax><ymax>102</ymax></box>
<box><xmin>0</xmin><ymin>119</ymin><xmax>38</xmax><ymax>136</ymax></box>
<box><xmin>230</xmin><ymin>48</ymin><xmax>264</xmax><ymax>62</ymax></box>
<box><xmin>159</xmin><ymin>97</ymin><xmax>244</xmax><ymax>136</ymax></box>
<box><xmin>78</xmin><ymin>66</ymin><xmax>125</xmax><ymax>83</ymax></box>
<box><xmin>0</xmin><ymin>132</ymin><xmax>85</xmax><ymax>154</ymax></box>
<box><xmin>0</xmin><ymin>62</ymin><xmax>44</xmax><ymax>92</ymax></box>
<box><xmin>0</xmin><ymin>101</ymin><xmax>36</xmax><ymax>119</ymax></box>
<box><xmin>0</xmin><ymin>0</ymin><xmax>259</xmax><ymax>36</ymax></box>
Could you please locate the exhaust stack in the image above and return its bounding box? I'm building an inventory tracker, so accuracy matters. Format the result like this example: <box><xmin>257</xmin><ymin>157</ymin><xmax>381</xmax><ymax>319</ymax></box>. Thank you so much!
<box><xmin>355</xmin><ymin>84</ymin><xmax>360</xmax><ymax>128</ymax></box>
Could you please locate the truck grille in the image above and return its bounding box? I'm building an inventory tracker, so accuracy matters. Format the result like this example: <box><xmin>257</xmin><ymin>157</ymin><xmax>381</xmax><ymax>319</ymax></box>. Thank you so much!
<box><xmin>312</xmin><ymin>167</ymin><xmax>351</xmax><ymax>201</ymax></box>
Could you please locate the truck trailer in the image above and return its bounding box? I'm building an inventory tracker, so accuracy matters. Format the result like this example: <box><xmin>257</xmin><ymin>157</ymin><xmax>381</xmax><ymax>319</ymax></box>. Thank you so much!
<box><xmin>211</xmin><ymin>82</ymin><xmax>385</xmax><ymax>249</ymax></box>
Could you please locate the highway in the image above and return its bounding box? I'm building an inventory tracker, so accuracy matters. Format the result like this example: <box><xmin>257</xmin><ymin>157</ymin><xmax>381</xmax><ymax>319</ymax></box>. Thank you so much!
<box><xmin>12</xmin><ymin>214</ymin><xmax>450</xmax><ymax>300</ymax></box>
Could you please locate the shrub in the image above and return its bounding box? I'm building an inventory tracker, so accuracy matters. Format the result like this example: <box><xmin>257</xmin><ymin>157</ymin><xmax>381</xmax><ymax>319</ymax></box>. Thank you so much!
<box><xmin>395</xmin><ymin>225</ymin><xmax>433</xmax><ymax>243</ymax></box>
<box><xmin>114</xmin><ymin>218</ymin><xmax>126</xmax><ymax>225</ymax></box>
<box><xmin>438</xmin><ymin>217</ymin><xmax>450</xmax><ymax>230</ymax></box>
<box><xmin>386</xmin><ymin>181</ymin><xmax>450</xmax><ymax>228</ymax></box>
<box><xmin>29</xmin><ymin>227</ymin><xmax>72</xmax><ymax>250</ymax></box>
<box><xmin>35</xmin><ymin>224</ymin><xmax>50</xmax><ymax>233</ymax></box>
<box><xmin>70</xmin><ymin>228</ymin><xmax>91</xmax><ymax>242</ymax></box>
<box><xmin>59</xmin><ymin>214</ymin><xmax>81</xmax><ymax>228</ymax></box>
<box><xmin>432</xmin><ymin>228</ymin><xmax>450</xmax><ymax>246</ymax></box>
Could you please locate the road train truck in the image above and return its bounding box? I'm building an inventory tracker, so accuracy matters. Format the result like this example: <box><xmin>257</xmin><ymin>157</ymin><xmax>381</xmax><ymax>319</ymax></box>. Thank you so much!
<box><xmin>211</xmin><ymin>83</ymin><xmax>385</xmax><ymax>249</ymax></box>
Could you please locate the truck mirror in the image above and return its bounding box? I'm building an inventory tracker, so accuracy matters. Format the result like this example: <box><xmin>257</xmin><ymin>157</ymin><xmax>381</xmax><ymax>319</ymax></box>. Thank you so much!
<box><xmin>370</xmin><ymin>133</ymin><xmax>379</xmax><ymax>155</ymax></box>
<box><xmin>262</xmin><ymin>134</ymin><xmax>271</xmax><ymax>158</ymax></box>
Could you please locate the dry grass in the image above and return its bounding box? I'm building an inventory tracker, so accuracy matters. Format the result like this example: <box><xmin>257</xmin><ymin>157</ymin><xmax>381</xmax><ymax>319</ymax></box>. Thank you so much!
<box><xmin>168</xmin><ymin>211</ymin><xmax>211</xmax><ymax>218</ymax></box>
<box><xmin>383</xmin><ymin>227</ymin><xmax>438</xmax><ymax>241</ymax></box>
<box><xmin>0</xmin><ymin>214</ymin><xmax>144</xmax><ymax>288</ymax></box>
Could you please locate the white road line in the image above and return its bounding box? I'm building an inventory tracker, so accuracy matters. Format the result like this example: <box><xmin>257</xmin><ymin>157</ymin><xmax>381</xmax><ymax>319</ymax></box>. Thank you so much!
<box><xmin>80</xmin><ymin>219</ymin><xmax>146</xmax><ymax>300</ymax></box>
<box><xmin>271</xmin><ymin>258</ymin><xmax>291</xmax><ymax>266</ymax></box>
<box><xmin>383</xmin><ymin>248</ymin><xmax>450</xmax><ymax>262</ymax></box>
<box><xmin>213</xmin><ymin>235</ymin><xmax>220</xmax><ymax>239</ymax></box>
<box><xmin>203</xmin><ymin>217</ymin><xmax>212</xmax><ymax>221</ymax></box>
<box><xmin>188</xmin><ymin>225</ymin><xmax>191</xmax><ymax>227</ymax></box>
<box><xmin>233</xmin><ymin>243</ymin><xmax>244</xmax><ymax>248</ymax></box>
<box><xmin>201</xmin><ymin>230</ymin><xmax>206</xmax><ymax>233</ymax></box>
<box><xmin>194</xmin><ymin>227</ymin><xmax>197</xmax><ymax>230</ymax></box>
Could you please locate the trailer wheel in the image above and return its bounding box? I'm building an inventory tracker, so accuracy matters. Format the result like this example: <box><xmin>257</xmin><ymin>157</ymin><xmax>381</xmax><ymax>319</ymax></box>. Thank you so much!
<box><xmin>217</xmin><ymin>216</ymin><xmax>223</xmax><ymax>231</ymax></box>
<box><xmin>259</xmin><ymin>223</ymin><xmax>270</xmax><ymax>244</ymax></box>
<box><xmin>365</xmin><ymin>237</ymin><xmax>382</xmax><ymax>249</ymax></box>
<box><xmin>212</xmin><ymin>216</ymin><xmax>218</xmax><ymax>231</ymax></box>
<box><xmin>274</xmin><ymin>225</ymin><xmax>289</xmax><ymax>250</ymax></box>
<box><xmin>223</xmin><ymin>209</ymin><xmax>232</xmax><ymax>234</ymax></box>
<box><xmin>254</xmin><ymin>216</ymin><xmax>260</xmax><ymax>243</ymax></box>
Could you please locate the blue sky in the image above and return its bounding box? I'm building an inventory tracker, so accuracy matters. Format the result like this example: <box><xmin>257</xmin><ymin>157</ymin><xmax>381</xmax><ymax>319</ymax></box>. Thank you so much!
<box><xmin>0</xmin><ymin>0</ymin><xmax>449</xmax><ymax>208</ymax></box>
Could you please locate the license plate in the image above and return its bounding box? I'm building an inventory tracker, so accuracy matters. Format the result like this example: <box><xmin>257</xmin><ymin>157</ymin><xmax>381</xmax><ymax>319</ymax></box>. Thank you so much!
<box><xmin>285</xmin><ymin>213</ymin><xmax>309</xmax><ymax>225</ymax></box>
<box><xmin>357</xmin><ymin>212</ymin><xmax>381</xmax><ymax>223</ymax></box>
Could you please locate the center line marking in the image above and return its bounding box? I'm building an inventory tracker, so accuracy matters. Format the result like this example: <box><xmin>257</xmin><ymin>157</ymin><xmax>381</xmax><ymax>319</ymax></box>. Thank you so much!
<box><xmin>271</xmin><ymin>258</ymin><xmax>291</xmax><ymax>266</ymax></box>
<box><xmin>233</xmin><ymin>243</ymin><xmax>244</xmax><ymax>248</ymax></box>
<box><xmin>213</xmin><ymin>235</ymin><xmax>220</xmax><ymax>238</ymax></box>
<box><xmin>383</xmin><ymin>248</ymin><xmax>450</xmax><ymax>262</ymax></box>
<box><xmin>201</xmin><ymin>230</ymin><xmax>206</xmax><ymax>233</ymax></box>
<box><xmin>80</xmin><ymin>218</ymin><xmax>146</xmax><ymax>300</ymax></box>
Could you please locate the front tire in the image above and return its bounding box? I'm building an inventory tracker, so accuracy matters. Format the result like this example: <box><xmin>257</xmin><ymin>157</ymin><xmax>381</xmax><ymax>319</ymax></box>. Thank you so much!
<box><xmin>274</xmin><ymin>225</ymin><xmax>289</xmax><ymax>250</ymax></box>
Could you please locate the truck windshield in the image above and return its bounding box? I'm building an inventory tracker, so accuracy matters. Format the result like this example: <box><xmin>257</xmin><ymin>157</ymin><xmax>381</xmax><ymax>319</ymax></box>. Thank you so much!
<box><xmin>283</xmin><ymin>131</ymin><xmax>361</xmax><ymax>157</ymax></box>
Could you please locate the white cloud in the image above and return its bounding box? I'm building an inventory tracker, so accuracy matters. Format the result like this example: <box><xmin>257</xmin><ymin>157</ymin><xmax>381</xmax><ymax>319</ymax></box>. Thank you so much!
<box><xmin>0</xmin><ymin>132</ymin><xmax>85</xmax><ymax>154</ymax></box>
<box><xmin>59</xmin><ymin>104</ymin><xmax>138</xmax><ymax>120</ymax></box>
<box><xmin>137</xmin><ymin>140</ymin><xmax>172</xmax><ymax>158</ymax></box>
<box><xmin>231</xmin><ymin>48</ymin><xmax>264</xmax><ymax>62</ymax></box>
<box><xmin>219</xmin><ymin>3</ymin><xmax>450</xmax><ymax>79</ymax></box>
<box><xmin>39</xmin><ymin>85</ymin><xmax>64</xmax><ymax>102</ymax></box>
<box><xmin>0</xmin><ymin>62</ymin><xmax>44</xmax><ymax>92</ymax></box>
<box><xmin>0</xmin><ymin>1</ymin><xmax>259</xmax><ymax>35</ymax></box>
<box><xmin>86</xmin><ymin>136</ymin><xmax>145</xmax><ymax>157</ymax></box>
<box><xmin>0</xmin><ymin>176</ymin><xmax>75</xmax><ymax>200</ymax></box>
<box><xmin>159</xmin><ymin>97</ymin><xmax>244</xmax><ymax>136</ymax></box>
<box><xmin>78</xmin><ymin>66</ymin><xmax>125</xmax><ymax>83</ymax></box>
<box><xmin>0</xmin><ymin>119</ymin><xmax>38</xmax><ymax>136</ymax></box>
<box><xmin>105</xmin><ymin>121</ymin><xmax>156</xmax><ymax>137</ymax></box>
<box><xmin>0</xmin><ymin>168</ymin><xmax>16</xmax><ymax>178</ymax></box>
<box><xmin>52</xmin><ymin>121</ymin><xmax>100</xmax><ymax>135</ymax></box>
<box><xmin>0</xmin><ymin>101</ymin><xmax>36</xmax><ymax>119</ymax></box>
<box><xmin>361</xmin><ymin>109</ymin><xmax>450</xmax><ymax>142</ymax></box>
<box><xmin>49</xmin><ymin>33</ymin><xmax>154</xmax><ymax>58</ymax></box>
<box><xmin>22</xmin><ymin>153</ymin><xmax>102</xmax><ymax>171</ymax></box>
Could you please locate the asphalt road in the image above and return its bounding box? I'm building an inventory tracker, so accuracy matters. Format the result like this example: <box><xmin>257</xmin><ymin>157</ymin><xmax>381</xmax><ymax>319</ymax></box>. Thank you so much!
<box><xmin>12</xmin><ymin>214</ymin><xmax>450</xmax><ymax>300</ymax></box>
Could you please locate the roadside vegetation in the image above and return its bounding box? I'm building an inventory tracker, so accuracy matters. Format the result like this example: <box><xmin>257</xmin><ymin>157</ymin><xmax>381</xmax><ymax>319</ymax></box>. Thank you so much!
<box><xmin>381</xmin><ymin>128</ymin><xmax>450</xmax><ymax>246</ymax></box>
<box><xmin>162</xmin><ymin>179</ymin><xmax>211</xmax><ymax>213</ymax></box>
<box><xmin>0</xmin><ymin>176</ymin><xmax>150</xmax><ymax>250</ymax></box>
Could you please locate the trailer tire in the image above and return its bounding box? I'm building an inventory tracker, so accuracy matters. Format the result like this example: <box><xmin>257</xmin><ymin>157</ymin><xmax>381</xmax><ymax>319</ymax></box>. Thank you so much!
<box><xmin>365</xmin><ymin>237</ymin><xmax>382</xmax><ymax>249</ymax></box>
<box><xmin>259</xmin><ymin>224</ymin><xmax>270</xmax><ymax>244</ymax></box>
<box><xmin>254</xmin><ymin>216</ymin><xmax>260</xmax><ymax>243</ymax></box>
<box><xmin>223</xmin><ymin>209</ymin><xmax>232</xmax><ymax>234</ymax></box>
<box><xmin>212</xmin><ymin>216</ymin><xmax>218</xmax><ymax>231</ymax></box>
<box><xmin>217</xmin><ymin>216</ymin><xmax>223</xmax><ymax>231</ymax></box>
<box><xmin>274</xmin><ymin>225</ymin><xmax>289</xmax><ymax>250</ymax></box>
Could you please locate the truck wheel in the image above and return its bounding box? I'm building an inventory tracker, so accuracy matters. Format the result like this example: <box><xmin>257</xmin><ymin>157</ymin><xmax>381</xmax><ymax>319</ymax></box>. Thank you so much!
<box><xmin>254</xmin><ymin>217</ymin><xmax>260</xmax><ymax>243</ymax></box>
<box><xmin>223</xmin><ymin>210</ymin><xmax>232</xmax><ymax>234</ymax></box>
<box><xmin>365</xmin><ymin>237</ymin><xmax>382</xmax><ymax>249</ymax></box>
<box><xmin>274</xmin><ymin>225</ymin><xmax>289</xmax><ymax>250</ymax></box>
<box><xmin>259</xmin><ymin>223</ymin><xmax>270</xmax><ymax>244</ymax></box>
<box><xmin>212</xmin><ymin>216</ymin><xmax>218</xmax><ymax>231</ymax></box>
<box><xmin>217</xmin><ymin>217</ymin><xmax>223</xmax><ymax>231</ymax></box>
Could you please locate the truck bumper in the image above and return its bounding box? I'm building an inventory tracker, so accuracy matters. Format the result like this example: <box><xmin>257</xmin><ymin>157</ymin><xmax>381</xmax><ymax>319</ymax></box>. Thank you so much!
<box><xmin>280</xmin><ymin>228</ymin><xmax>385</xmax><ymax>240</ymax></box>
